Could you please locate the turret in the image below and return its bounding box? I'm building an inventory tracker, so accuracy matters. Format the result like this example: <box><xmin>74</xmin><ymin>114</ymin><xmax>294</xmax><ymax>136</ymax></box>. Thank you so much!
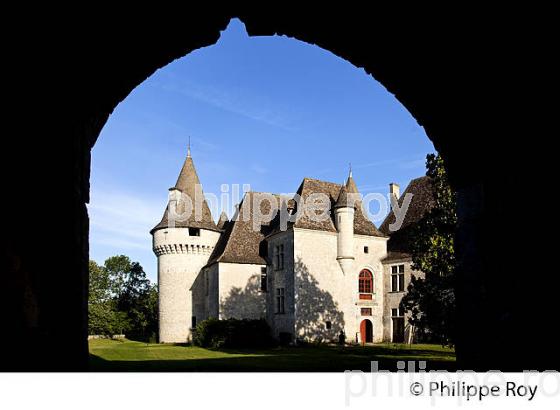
<box><xmin>151</xmin><ymin>147</ymin><xmax>221</xmax><ymax>343</ymax></box>
<box><xmin>334</xmin><ymin>174</ymin><xmax>356</xmax><ymax>275</ymax></box>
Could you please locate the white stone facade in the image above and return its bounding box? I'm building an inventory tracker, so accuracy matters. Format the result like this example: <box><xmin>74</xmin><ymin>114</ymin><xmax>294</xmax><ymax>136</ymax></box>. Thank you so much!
<box><xmin>152</xmin><ymin>153</ymin><xmax>426</xmax><ymax>345</ymax></box>
<box><xmin>153</xmin><ymin>227</ymin><xmax>220</xmax><ymax>343</ymax></box>
<box><xmin>265</xmin><ymin>227</ymin><xmax>388</xmax><ymax>344</ymax></box>
<box><xmin>155</xmin><ymin>217</ymin><xmax>422</xmax><ymax>344</ymax></box>
<box><xmin>215</xmin><ymin>262</ymin><xmax>266</xmax><ymax>320</ymax></box>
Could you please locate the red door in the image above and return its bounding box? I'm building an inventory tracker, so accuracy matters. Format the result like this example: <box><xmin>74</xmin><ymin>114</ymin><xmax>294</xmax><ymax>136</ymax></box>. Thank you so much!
<box><xmin>360</xmin><ymin>319</ymin><xmax>373</xmax><ymax>344</ymax></box>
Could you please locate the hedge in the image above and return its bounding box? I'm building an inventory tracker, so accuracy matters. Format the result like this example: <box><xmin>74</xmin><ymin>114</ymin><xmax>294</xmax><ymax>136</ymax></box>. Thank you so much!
<box><xmin>192</xmin><ymin>318</ymin><xmax>274</xmax><ymax>348</ymax></box>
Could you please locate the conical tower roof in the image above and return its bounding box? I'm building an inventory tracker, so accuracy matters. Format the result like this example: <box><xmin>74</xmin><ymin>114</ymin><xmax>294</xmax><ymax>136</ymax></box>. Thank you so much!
<box><xmin>346</xmin><ymin>172</ymin><xmax>359</xmax><ymax>194</ymax></box>
<box><xmin>217</xmin><ymin>211</ymin><xmax>229</xmax><ymax>230</ymax></box>
<box><xmin>335</xmin><ymin>184</ymin><xmax>355</xmax><ymax>208</ymax></box>
<box><xmin>335</xmin><ymin>167</ymin><xmax>359</xmax><ymax>208</ymax></box>
<box><xmin>151</xmin><ymin>151</ymin><xmax>219</xmax><ymax>233</ymax></box>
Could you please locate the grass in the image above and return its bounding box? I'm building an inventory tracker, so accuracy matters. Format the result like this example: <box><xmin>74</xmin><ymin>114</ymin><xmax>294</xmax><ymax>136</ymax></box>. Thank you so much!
<box><xmin>89</xmin><ymin>339</ymin><xmax>455</xmax><ymax>372</ymax></box>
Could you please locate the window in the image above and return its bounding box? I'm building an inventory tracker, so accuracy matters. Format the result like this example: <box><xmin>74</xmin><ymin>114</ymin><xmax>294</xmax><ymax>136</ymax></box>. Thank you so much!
<box><xmin>391</xmin><ymin>264</ymin><xmax>405</xmax><ymax>292</ymax></box>
<box><xmin>358</xmin><ymin>269</ymin><xmax>373</xmax><ymax>293</ymax></box>
<box><xmin>325</xmin><ymin>321</ymin><xmax>332</xmax><ymax>330</ymax></box>
<box><xmin>361</xmin><ymin>308</ymin><xmax>372</xmax><ymax>316</ymax></box>
<box><xmin>391</xmin><ymin>308</ymin><xmax>404</xmax><ymax>317</ymax></box>
<box><xmin>274</xmin><ymin>244</ymin><xmax>284</xmax><ymax>270</ymax></box>
<box><xmin>260</xmin><ymin>267</ymin><xmax>267</xmax><ymax>292</ymax></box>
<box><xmin>364</xmin><ymin>246</ymin><xmax>369</xmax><ymax>254</ymax></box>
<box><xmin>392</xmin><ymin>311</ymin><xmax>405</xmax><ymax>343</ymax></box>
<box><xmin>205</xmin><ymin>272</ymin><xmax>209</xmax><ymax>296</ymax></box>
<box><xmin>188</xmin><ymin>227</ymin><xmax>200</xmax><ymax>236</ymax></box>
<box><xmin>276</xmin><ymin>288</ymin><xmax>285</xmax><ymax>314</ymax></box>
<box><xmin>191</xmin><ymin>316</ymin><xmax>197</xmax><ymax>328</ymax></box>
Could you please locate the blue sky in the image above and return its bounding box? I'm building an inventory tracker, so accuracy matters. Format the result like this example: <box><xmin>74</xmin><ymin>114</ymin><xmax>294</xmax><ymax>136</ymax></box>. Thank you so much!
<box><xmin>89</xmin><ymin>19</ymin><xmax>434</xmax><ymax>281</ymax></box>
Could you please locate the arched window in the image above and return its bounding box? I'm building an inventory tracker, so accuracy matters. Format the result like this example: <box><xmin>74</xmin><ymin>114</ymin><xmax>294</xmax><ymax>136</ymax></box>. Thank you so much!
<box><xmin>359</xmin><ymin>269</ymin><xmax>373</xmax><ymax>293</ymax></box>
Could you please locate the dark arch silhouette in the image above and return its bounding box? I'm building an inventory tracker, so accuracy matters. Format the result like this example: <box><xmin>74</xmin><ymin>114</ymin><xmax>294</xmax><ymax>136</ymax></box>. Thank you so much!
<box><xmin>2</xmin><ymin>9</ymin><xmax>548</xmax><ymax>371</ymax></box>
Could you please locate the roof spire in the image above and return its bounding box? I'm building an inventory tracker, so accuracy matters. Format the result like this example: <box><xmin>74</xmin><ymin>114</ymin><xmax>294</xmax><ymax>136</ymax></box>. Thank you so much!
<box><xmin>346</xmin><ymin>163</ymin><xmax>359</xmax><ymax>194</ymax></box>
<box><xmin>187</xmin><ymin>136</ymin><xmax>191</xmax><ymax>158</ymax></box>
<box><xmin>151</xmin><ymin>145</ymin><xmax>220</xmax><ymax>234</ymax></box>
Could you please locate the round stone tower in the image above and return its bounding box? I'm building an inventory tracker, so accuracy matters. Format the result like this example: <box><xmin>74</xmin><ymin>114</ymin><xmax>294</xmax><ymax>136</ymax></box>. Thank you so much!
<box><xmin>334</xmin><ymin>172</ymin><xmax>357</xmax><ymax>275</ymax></box>
<box><xmin>151</xmin><ymin>148</ymin><xmax>221</xmax><ymax>343</ymax></box>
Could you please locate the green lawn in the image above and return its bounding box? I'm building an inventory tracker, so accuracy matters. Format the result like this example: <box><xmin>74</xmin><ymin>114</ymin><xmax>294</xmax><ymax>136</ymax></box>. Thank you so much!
<box><xmin>89</xmin><ymin>339</ymin><xmax>455</xmax><ymax>372</ymax></box>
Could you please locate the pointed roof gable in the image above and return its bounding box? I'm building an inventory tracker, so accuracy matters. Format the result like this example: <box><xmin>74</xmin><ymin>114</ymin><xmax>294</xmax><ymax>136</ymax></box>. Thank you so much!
<box><xmin>217</xmin><ymin>211</ymin><xmax>229</xmax><ymax>230</ymax></box>
<box><xmin>379</xmin><ymin>176</ymin><xmax>435</xmax><ymax>234</ymax></box>
<box><xmin>206</xmin><ymin>192</ymin><xmax>281</xmax><ymax>266</ymax></box>
<box><xmin>151</xmin><ymin>153</ymin><xmax>219</xmax><ymax>234</ymax></box>
<box><xmin>291</xmin><ymin>177</ymin><xmax>385</xmax><ymax>237</ymax></box>
<box><xmin>379</xmin><ymin>176</ymin><xmax>436</xmax><ymax>253</ymax></box>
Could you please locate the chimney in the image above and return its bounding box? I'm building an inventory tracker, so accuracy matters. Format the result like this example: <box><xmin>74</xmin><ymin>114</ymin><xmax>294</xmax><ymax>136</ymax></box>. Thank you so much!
<box><xmin>389</xmin><ymin>182</ymin><xmax>400</xmax><ymax>203</ymax></box>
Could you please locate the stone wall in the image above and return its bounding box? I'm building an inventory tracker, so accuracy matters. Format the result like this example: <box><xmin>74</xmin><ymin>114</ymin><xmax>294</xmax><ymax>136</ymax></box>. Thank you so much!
<box><xmin>153</xmin><ymin>227</ymin><xmax>220</xmax><ymax>343</ymax></box>
<box><xmin>204</xmin><ymin>263</ymin><xmax>220</xmax><ymax>319</ymax></box>
<box><xmin>290</xmin><ymin>228</ymin><xmax>388</xmax><ymax>344</ymax></box>
<box><xmin>87</xmin><ymin>334</ymin><xmax>125</xmax><ymax>340</ymax></box>
<box><xmin>382</xmin><ymin>258</ymin><xmax>425</xmax><ymax>342</ymax></box>
<box><xmin>217</xmin><ymin>262</ymin><xmax>266</xmax><ymax>320</ymax></box>
<box><xmin>266</xmin><ymin>230</ymin><xmax>296</xmax><ymax>340</ymax></box>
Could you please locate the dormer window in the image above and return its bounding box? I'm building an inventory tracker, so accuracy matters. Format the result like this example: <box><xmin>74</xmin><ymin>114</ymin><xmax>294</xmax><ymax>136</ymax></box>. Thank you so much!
<box><xmin>188</xmin><ymin>228</ymin><xmax>200</xmax><ymax>236</ymax></box>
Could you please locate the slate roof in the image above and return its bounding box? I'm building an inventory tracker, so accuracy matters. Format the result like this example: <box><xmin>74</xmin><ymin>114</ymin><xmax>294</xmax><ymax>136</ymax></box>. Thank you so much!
<box><xmin>379</xmin><ymin>176</ymin><xmax>436</xmax><ymax>254</ymax></box>
<box><xmin>206</xmin><ymin>174</ymin><xmax>387</xmax><ymax>266</ymax></box>
<box><xmin>381</xmin><ymin>251</ymin><xmax>413</xmax><ymax>263</ymax></box>
<box><xmin>335</xmin><ymin>184</ymin><xmax>354</xmax><ymax>209</ymax></box>
<box><xmin>217</xmin><ymin>211</ymin><xmax>229</xmax><ymax>230</ymax></box>
<box><xmin>346</xmin><ymin>174</ymin><xmax>359</xmax><ymax>194</ymax></box>
<box><xmin>151</xmin><ymin>154</ymin><xmax>219</xmax><ymax>234</ymax></box>
<box><xmin>206</xmin><ymin>192</ymin><xmax>281</xmax><ymax>266</ymax></box>
<box><xmin>291</xmin><ymin>177</ymin><xmax>385</xmax><ymax>237</ymax></box>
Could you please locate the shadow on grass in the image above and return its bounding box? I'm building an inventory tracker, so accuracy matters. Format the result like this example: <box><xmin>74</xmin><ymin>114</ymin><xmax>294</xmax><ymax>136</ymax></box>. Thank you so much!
<box><xmin>89</xmin><ymin>343</ymin><xmax>456</xmax><ymax>372</ymax></box>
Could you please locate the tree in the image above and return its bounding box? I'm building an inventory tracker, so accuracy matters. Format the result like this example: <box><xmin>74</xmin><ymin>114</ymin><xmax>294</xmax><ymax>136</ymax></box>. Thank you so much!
<box><xmin>88</xmin><ymin>256</ymin><xmax>157</xmax><ymax>340</ymax></box>
<box><xmin>88</xmin><ymin>260</ymin><xmax>120</xmax><ymax>335</ymax></box>
<box><xmin>400</xmin><ymin>153</ymin><xmax>457</xmax><ymax>345</ymax></box>
<box><xmin>89</xmin><ymin>260</ymin><xmax>110</xmax><ymax>304</ymax></box>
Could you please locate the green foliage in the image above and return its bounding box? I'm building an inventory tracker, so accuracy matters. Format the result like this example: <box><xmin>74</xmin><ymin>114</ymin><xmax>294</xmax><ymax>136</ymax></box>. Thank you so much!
<box><xmin>88</xmin><ymin>255</ymin><xmax>157</xmax><ymax>340</ymax></box>
<box><xmin>104</xmin><ymin>255</ymin><xmax>132</xmax><ymax>297</ymax></box>
<box><xmin>88</xmin><ymin>301</ymin><xmax>130</xmax><ymax>336</ymax></box>
<box><xmin>400</xmin><ymin>153</ymin><xmax>457</xmax><ymax>345</ymax></box>
<box><xmin>410</xmin><ymin>154</ymin><xmax>457</xmax><ymax>277</ymax></box>
<box><xmin>88</xmin><ymin>260</ymin><xmax>110</xmax><ymax>304</ymax></box>
<box><xmin>192</xmin><ymin>318</ymin><xmax>274</xmax><ymax>348</ymax></box>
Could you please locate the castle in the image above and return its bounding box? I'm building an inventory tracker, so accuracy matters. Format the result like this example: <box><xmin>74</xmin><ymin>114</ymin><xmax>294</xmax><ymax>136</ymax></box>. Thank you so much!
<box><xmin>151</xmin><ymin>149</ymin><xmax>434</xmax><ymax>345</ymax></box>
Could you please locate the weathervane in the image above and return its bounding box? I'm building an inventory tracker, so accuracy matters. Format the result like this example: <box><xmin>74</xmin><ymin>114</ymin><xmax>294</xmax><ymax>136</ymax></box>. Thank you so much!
<box><xmin>187</xmin><ymin>136</ymin><xmax>191</xmax><ymax>158</ymax></box>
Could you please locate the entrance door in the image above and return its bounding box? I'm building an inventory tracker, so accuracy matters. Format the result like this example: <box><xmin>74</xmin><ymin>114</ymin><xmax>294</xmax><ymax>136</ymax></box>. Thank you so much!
<box><xmin>392</xmin><ymin>317</ymin><xmax>405</xmax><ymax>343</ymax></box>
<box><xmin>360</xmin><ymin>319</ymin><xmax>373</xmax><ymax>344</ymax></box>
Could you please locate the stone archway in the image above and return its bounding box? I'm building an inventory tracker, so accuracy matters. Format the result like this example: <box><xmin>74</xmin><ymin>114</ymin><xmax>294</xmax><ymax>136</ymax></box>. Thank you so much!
<box><xmin>2</xmin><ymin>9</ymin><xmax>546</xmax><ymax>371</ymax></box>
